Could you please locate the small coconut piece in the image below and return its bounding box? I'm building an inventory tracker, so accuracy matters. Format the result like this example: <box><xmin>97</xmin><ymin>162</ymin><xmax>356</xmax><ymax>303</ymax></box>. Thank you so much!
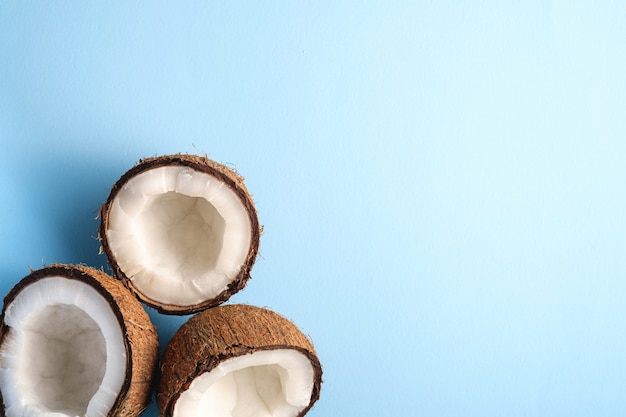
<box><xmin>0</xmin><ymin>264</ymin><xmax>159</xmax><ymax>417</ymax></box>
<box><xmin>158</xmin><ymin>304</ymin><xmax>322</xmax><ymax>417</ymax></box>
<box><xmin>99</xmin><ymin>154</ymin><xmax>261</xmax><ymax>315</ymax></box>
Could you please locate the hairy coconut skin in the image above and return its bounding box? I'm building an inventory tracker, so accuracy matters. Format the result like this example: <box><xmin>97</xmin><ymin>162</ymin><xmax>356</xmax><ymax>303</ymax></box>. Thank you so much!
<box><xmin>157</xmin><ymin>304</ymin><xmax>322</xmax><ymax>417</ymax></box>
<box><xmin>99</xmin><ymin>154</ymin><xmax>261</xmax><ymax>315</ymax></box>
<box><xmin>0</xmin><ymin>264</ymin><xmax>159</xmax><ymax>417</ymax></box>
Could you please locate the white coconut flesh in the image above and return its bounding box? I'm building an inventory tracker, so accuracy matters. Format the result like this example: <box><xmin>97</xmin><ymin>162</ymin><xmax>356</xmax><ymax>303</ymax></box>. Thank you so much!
<box><xmin>106</xmin><ymin>166</ymin><xmax>252</xmax><ymax>306</ymax></box>
<box><xmin>0</xmin><ymin>277</ymin><xmax>126</xmax><ymax>417</ymax></box>
<box><xmin>173</xmin><ymin>349</ymin><xmax>315</xmax><ymax>417</ymax></box>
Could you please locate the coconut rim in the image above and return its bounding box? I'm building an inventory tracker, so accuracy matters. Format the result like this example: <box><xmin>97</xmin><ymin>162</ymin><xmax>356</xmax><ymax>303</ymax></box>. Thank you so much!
<box><xmin>98</xmin><ymin>154</ymin><xmax>261</xmax><ymax>314</ymax></box>
<box><xmin>161</xmin><ymin>345</ymin><xmax>322</xmax><ymax>417</ymax></box>
<box><xmin>0</xmin><ymin>264</ymin><xmax>134</xmax><ymax>417</ymax></box>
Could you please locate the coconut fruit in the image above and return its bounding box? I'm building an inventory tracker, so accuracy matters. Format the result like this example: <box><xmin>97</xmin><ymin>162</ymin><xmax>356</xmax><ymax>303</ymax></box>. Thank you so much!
<box><xmin>157</xmin><ymin>304</ymin><xmax>322</xmax><ymax>417</ymax></box>
<box><xmin>99</xmin><ymin>154</ymin><xmax>261</xmax><ymax>315</ymax></box>
<box><xmin>0</xmin><ymin>264</ymin><xmax>159</xmax><ymax>417</ymax></box>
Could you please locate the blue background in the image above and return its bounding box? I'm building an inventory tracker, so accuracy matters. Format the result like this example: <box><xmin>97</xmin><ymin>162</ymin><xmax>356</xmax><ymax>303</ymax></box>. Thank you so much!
<box><xmin>1</xmin><ymin>2</ymin><xmax>626</xmax><ymax>416</ymax></box>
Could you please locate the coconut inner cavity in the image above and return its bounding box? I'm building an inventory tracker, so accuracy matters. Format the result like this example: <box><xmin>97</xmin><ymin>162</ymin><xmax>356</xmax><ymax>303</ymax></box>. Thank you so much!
<box><xmin>0</xmin><ymin>277</ymin><xmax>127</xmax><ymax>417</ymax></box>
<box><xmin>138</xmin><ymin>191</ymin><xmax>226</xmax><ymax>276</ymax></box>
<box><xmin>173</xmin><ymin>350</ymin><xmax>314</xmax><ymax>417</ymax></box>
<box><xmin>20</xmin><ymin>305</ymin><xmax>106</xmax><ymax>416</ymax></box>
<box><xmin>106</xmin><ymin>166</ymin><xmax>252</xmax><ymax>306</ymax></box>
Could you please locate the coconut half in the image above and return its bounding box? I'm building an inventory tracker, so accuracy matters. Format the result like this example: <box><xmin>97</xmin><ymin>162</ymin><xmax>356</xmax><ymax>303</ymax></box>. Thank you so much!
<box><xmin>99</xmin><ymin>154</ymin><xmax>261</xmax><ymax>315</ymax></box>
<box><xmin>157</xmin><ymin>304</ymin><xmax>322</xmax><ymax>417</ymax></box>
<box><xmin>0</xmin><ymin>264</ymin><xmax>159</xmax><ymax>417</ymax></box>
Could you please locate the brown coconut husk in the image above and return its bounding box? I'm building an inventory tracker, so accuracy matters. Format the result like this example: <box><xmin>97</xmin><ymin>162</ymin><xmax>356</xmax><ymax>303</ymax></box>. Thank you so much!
<box><xmin>157</xmin><ymin>304</ymin><xmax>322</xmax><ymax>417</ymax></box>
<box><xmin>0</xmin><ymin>264</ymin><xmax>159</xmax><ymax>417</ymax></box>
<box><xmin>99</xmin><ymin>154</ymin><xmax>261</xmax><ymax>315</ymax></box>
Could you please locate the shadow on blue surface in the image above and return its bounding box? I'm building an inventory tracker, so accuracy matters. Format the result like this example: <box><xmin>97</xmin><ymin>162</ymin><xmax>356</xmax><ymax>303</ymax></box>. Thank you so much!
<box><xmin>2</xmin><ymin>136</ymin><xmax>134</xmax><ymax>275</ymax></box>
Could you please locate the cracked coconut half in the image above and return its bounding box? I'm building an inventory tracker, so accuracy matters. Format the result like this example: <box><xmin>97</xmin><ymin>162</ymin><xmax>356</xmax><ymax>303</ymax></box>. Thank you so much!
<box><xmin>0</xmin><ymin>264</ymin><xmax>159</xmax><ymax>417</ymax></box>
<box><xmin>99</xmin><ymin>154</ymin><xmax>261</xmax><ymax>315</ymax></box>
<box><xmin>158</xmin><ymin>304</ymin><xmax>322</xmax><ymax>417</ymax></box>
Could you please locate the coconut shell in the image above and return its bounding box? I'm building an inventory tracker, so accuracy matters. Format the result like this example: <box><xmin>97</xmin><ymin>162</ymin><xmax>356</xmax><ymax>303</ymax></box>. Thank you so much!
<box><xmin>99</xmin><ymin>154</ymin><xmax>261</xmax><ymax>315</ymax></box>
<box><xmin>157</xmin><ymin>304</ymin><xmax>322</xmax><ymax>417</ymax></box>
<box><xmin>0</xmin><ymin>264</ymin><xmax>159</xmax><ymax>417</ymax></box>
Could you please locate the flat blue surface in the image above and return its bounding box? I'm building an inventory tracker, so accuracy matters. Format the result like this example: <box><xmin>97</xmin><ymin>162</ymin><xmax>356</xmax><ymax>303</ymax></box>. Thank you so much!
<box><xmin>1</xmin><ymin>2</ymin><xmax>626</xmax><ymax>416</ymax></box>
